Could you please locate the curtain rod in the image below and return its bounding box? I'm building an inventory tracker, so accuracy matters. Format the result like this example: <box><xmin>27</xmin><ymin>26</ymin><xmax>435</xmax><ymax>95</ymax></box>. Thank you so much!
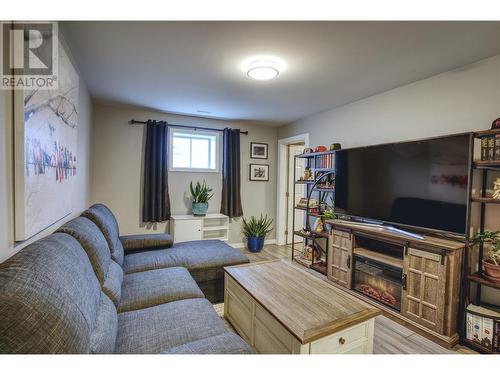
<box><xmin>129</xmin><ymin>119</ymin><xmax>249</xmax><ymax>135</ymax></box>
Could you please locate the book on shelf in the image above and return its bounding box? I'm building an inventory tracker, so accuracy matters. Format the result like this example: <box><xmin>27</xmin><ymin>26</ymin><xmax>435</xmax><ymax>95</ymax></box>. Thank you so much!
<box><xmin>495</xmin><ymin>135</ymin><xmax>500</xmax><ymax>160</ymax></box>
<box><xmin>465</xmin><ymin>304</ymin><xmax>500</xmax><ymax>352</ymax></box>
<box><xmin>480</xmin><ymin>135</ymin><xmax>497</xmax><ymax>161</ymax></box>
<box><xmin>488</xmin><ymin>136</ymin><xmax>496</xmax><ymax>160</ymax></box>
<box><xmin>315</xmin><ymin>153</ymin><xmax>335</xmax><ymax>169</ymax></box>
<box><xmin>481</xmin><ymin>137</ymin><xmax>488</xmax><ymax>160</ymax></box>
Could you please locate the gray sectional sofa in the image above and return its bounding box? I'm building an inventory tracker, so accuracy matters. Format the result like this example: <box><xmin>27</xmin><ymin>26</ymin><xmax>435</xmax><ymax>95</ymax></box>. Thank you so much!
<box><xmin>0</xmin><ymin>204</ymin><xmax>252</xmax><ymax>354</ymax></box>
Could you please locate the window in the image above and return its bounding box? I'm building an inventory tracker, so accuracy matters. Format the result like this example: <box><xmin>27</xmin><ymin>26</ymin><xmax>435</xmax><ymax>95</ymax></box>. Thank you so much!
<box><xmin>169</xmin><ymin>129</ymin><xmax>220</xmax><ymax>172</ymax></box>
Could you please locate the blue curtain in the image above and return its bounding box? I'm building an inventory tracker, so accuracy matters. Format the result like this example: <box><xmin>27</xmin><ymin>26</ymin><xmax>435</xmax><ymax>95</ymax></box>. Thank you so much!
<box><xmin>142</xmin><ymin>120</ymin><xmax>171</xmax><ymax>222</ymax></box>
<box><xmin>220</xmin><ymin>128</ymin><xmax>243</xmax><ymax>218</ymax></box>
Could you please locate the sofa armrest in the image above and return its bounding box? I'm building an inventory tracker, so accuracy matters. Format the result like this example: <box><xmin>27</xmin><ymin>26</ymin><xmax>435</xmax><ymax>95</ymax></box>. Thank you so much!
<box><xmin>120</xmin><ymin>233</ymin><xmax>173</xmax><ymax>253</ymax></box>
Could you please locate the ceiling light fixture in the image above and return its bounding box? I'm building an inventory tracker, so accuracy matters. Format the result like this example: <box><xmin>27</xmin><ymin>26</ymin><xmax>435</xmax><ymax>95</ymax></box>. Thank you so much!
<box><xmin>246</xmin><ymin>59</ymin><xmax>280</xmax><ymax>81</ymax></box>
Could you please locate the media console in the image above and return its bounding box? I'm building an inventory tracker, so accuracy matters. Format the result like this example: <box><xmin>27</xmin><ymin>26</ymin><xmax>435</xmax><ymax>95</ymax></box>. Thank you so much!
<box><xmin>324</xmin><ymin>219</ymin><xmax>464</xmax><ymax>348</ymax></box>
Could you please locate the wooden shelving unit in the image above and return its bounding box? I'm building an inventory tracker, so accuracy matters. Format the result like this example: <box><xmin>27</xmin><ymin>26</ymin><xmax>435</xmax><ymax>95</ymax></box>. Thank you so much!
<box><xmin>460</xmin><ymin>128</ymin><xmax>500</xmax><ymax>354</ymax></box>
<box><xmin>294</xmin><ymin>230</ymin><xmax>329</xmax><ymax>239</ymax></box>
<box><xmin>294</xmin><ymin>206</ymin><xmax>321</xmax><ymax>217</ymax></box>
<box><xmin>474</xmin><ymin>128</ymin><xmax>500</xmax><ymax>136</ymax></box>
<box><xmin>466</xmin><ymin>273</ymin><xmax>500</xmax><ymax>289</ymax></box>
<box><xmin>463</xmin><ymin>338</ymin><xmax>495</xmax><ymax>354</ymax></box>
<box><xmin>470</xmin><ymin>197</ymin><xmax>500</xmax><ymax>204</ymax></box>
<box><xmin>474</xmin><ymin>160</ymin><xmax>500</xmax><ymax>168</ymax></box>
<box><xmin>291</xmin><ymin>149</ymin><xmax>336</xmax><ymax>275</ymax></box>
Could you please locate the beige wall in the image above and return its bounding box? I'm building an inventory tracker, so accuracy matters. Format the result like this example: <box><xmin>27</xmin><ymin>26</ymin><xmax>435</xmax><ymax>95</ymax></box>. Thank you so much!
<box><xmin>91</xmin><ymin>103</ymin><xmax>278</xmax><ymax>244</ymax></box>
<box><xmin>0</xmin><ymin>39</ymin><xmax>94</xmax><ymax>262</ymax></box>
<box><xmin>278</xmin><ymin>54</ymin><xmax>500</xmax><ymax>303</ymax></box>
<box><xmin>279</xmin><ymin>54</ymin><xmax>500</xmax><ymax>146</ymax></box>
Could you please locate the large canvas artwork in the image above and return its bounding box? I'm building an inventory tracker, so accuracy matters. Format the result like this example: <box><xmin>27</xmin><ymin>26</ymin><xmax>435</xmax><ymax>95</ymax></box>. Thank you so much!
<box><xmin>14</xmin><ymin>43</ymin><xmax>79</xmax><ymax>241</ymax></box>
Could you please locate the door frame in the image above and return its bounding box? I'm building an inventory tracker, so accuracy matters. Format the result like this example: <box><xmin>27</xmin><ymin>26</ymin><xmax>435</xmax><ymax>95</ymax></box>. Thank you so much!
<box><xmin>276</xmin><ymin>133</ymin><xmax>309</xmax><ymax>246</ymax></box>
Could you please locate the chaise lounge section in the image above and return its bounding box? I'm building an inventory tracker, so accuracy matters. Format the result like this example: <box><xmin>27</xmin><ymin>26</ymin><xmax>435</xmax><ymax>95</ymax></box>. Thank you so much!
<box><xmin>0</xmin><ymin>204</ymin><xmax>252</xmax><ymax>354</ymax></box>
<box><xmin>83</xmin><ymin>204</ymin><xmax>249</xmax><ymax>302</ymax></box>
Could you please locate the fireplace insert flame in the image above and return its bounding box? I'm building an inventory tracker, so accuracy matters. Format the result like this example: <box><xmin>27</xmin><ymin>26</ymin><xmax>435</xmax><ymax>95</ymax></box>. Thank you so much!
<box><xmin>353</xmin><ymin>256</ymin><xmax>402</xmax><ymax>311</ymax></box>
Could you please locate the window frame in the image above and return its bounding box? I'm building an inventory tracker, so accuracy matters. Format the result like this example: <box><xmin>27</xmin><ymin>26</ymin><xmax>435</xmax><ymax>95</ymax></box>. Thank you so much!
<box><xmin>168</xmin><ymin>127</ymin><xmax>222</xmax><ymax>173</ymax></box>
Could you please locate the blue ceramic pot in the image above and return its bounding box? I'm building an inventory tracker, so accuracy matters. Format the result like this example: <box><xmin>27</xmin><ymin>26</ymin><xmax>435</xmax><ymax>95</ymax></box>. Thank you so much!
<box><xmin>192</xmin><ymin>202</ymin><xmax>208</xmax><ymax>216</ymax></box>
<box><xmin>247</xmin><ymin>236</ymin><xmax>265</xmax><ymax>252</ymax></box>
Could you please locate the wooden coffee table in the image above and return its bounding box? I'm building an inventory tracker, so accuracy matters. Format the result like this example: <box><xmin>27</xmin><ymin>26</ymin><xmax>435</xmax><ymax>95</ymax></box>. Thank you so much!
<box><xmin>224</xmin><ymin>260</ymin><xmax>380</xmax><ymax>354</ymax></box>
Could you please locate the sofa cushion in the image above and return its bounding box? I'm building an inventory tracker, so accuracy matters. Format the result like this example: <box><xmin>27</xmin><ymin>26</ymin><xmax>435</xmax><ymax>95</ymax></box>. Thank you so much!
<box><xmin>120</xmin><ymin>233</ymin><xmax>173</xmax><ymax>253</ymax></box>
<box><xmin>90</xmin><ymin>292</ymin><xmax>118</xmax><ymax>354</ymax></box>
<box><xmin>161</xmin><ymin>333</ymin><xmax>253</xmax><ymax>354</ymax></box>
<box><xmin>102</xmin><ymin>261</ymin><xmax>123</xmax><ymax>307</ymax></box>
<box><xmin>57</xmin><ymin>217</ymin><xmax>111</xmax><ymax>284</ymax></box>
<box><xmin>116</xmin><ymin>298</ymin><xmax>225</xmax><ymax>353</ymax></box>
<box><xmin>122</xmin><ymin>240</ymin><xmax>249</xmax><ymax>281</ymax></box>
<box><xmin>118</xmin><ymin>267</ymin><xmax>204</xmax><ymax>313</ymax></box>
<box><xmin>0</xmin><ymin>234</ymin><xmax>101</xmax><ymax>353</ymax></box>
<box><xmin>122</xmin><ymin>248</ymin><xmax>177</xmax><ymax>274</ymax></box>
<box><xmin>82</xmin><ymin>204</ymin><xmax>124</xmax><ymax>266</ymax></box>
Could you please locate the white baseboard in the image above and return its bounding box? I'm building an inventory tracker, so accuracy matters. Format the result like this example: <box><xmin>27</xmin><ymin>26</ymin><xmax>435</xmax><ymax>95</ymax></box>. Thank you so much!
<box><xmin>229</xmin><ymin>239</ymin><xmax>277</xmax><ymax>249</ymax></box>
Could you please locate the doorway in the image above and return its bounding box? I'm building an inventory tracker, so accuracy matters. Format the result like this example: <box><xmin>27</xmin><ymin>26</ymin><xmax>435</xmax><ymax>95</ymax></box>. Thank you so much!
<box><xmin>286</xmin><ymin>144</ymin><xmax>305</xmax><ymax>244</ymax></box>
<box><xmin>276</xmin><ymin>134</ymin><xmax>309</xmax><ymax>246</ymax></box>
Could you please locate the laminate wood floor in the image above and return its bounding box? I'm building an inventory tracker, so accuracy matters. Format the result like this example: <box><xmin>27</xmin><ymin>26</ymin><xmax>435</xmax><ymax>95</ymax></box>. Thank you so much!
<box><xmin>233</xmin><ymin>243</ymin><xmax>476</xmax><ymax>354</ymax></box>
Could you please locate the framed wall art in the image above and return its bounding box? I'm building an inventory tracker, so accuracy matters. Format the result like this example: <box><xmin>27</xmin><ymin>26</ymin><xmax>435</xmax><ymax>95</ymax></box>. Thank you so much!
<box><xmin>249</xmin><ymin>164</ymin><xmax>269</xmax><ymax>181</ymax></box>
<box><xmin>250</xmin><ymin>142</ymin><xmax>268</xmax><ymax>159</ymax></box>
<box><xmin>14</xmin><ymin>41</ymin><xmax>79</xmax><ymax>240</ymax></box>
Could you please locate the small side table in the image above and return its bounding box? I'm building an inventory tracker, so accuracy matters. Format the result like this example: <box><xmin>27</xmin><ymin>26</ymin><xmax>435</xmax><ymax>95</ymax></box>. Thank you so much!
<box><xmin>170</xmin><ymin>213</ymin><xmax>229</xmax><ymax>243</ymax></box>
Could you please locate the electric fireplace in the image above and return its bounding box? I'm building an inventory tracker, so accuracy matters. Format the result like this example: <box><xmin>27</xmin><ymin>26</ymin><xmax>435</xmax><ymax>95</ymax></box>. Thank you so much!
<box><xmin>353</xmin><ymin>255</ymin><xmax>403</xmax><ymax>311</ymax></box>
<box><xmin>350</xmin><ymin>234</ymin><xmax>405</xmax><ymax>311</ymax></box>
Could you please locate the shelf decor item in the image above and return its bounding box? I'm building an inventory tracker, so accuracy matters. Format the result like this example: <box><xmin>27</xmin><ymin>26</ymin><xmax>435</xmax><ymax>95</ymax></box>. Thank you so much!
<box><xmin>296</xmin><ymin>198</ymin><xmax>318</xmax><ymax>209</ymax></box>
<box><xmin>189</xmin><ymin>180</ymin><xmax>214</xmax><ymax>216</ymax></box>
<box><xmin>494</xmin><ymin>178</ymin><xmax>500</xmax><ymax>200</ymax></box>
<box><xmin>315</xmin><ymin>145</ymin><xmax>327</xmax><ymax>152</ymax></box>
<box><xmin>242</xmin><ymin>214</ymin><xmax>273</xmax><ymax>252</ymax></box>
<box><xmin>313</xmin><ymin>217</ymin><xmax>324</xmax><ymax>233</ymax></box>
<box><xmin>302</xmin><ymin>244</ymin><xmax>320</xmax><ymax>261</ymax></box>
<box><xmin>249</xmin><ymin>164</ymin><xmax>269</xmax><ymax>181</ymax></box>
<box><xmin>329</xmin><ymin>143</ymin><xmax>341</xmax><ymax>151</ymax></box>
<box><xmin>472</xmin><ymin>231</ymin><xmax>500</xmax><ymax>283</ymax></box>
<box><xmin>491</xmin><ymin>117</ymin><xmax>500</xmax><ymax>130</ymax></box>
<box><xmin>321</xmin><ymin>209</ymin><xmax>336</xmax><ymax>231</ymax></box>
<box><xmin>303</xmin><ymin>167</ymin><xmax>312</xmax><ymax>180</ymax></box>
<box><xmin>250</xmin><ymin>142</ymin><xmax>268</xmax><ymax>159</ymax></box>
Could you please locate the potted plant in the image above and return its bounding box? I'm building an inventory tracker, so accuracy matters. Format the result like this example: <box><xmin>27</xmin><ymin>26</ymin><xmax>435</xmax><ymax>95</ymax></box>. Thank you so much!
<box><xmin>320</xmin><ymin>197</ymin><xmax>336</xmax><ymax>231</ymax></box>
<box><xmin>320</xmin><ymin>208</ymin><xmax>336</xmax><ymax>232</ymax></box>
<box><xmin>472</xmin><ymin>230</ymin><xmax>500</xmax><ymax>282</ymax></box>
<box><xmin>242</xmin><ymin>214</ymin><xmax>273</xmax><ymax>252</ymax></box>
<box><xmin>189</xmin><ymin>181</ymin><xmax>214</xmax><ymax>216</ymax></box>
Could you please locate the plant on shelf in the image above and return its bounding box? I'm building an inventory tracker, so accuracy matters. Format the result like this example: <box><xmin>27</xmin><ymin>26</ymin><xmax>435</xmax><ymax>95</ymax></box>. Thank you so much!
<box><xmin>242</xmin><ymin>214</ymin><xmax>274</xmax><ymax>253</ymax></box>
<box><xmin>189</xmin><ymin>180</ymin><xmax>214</xmax><ymax>216</ymax></box>
<box><xmin>321</xmin><ymin>209</ymin><xmax>336</xmax><ymax>220</ymax></box>
<box><xmin>472</xmin><ymin>230</ymin><xmax>500</xmax><ymax>282</ymax></box>
<box><xmin>320</xmin><ymin>196</ymin><xmax>336</xmax><ymax>230</ymax></box>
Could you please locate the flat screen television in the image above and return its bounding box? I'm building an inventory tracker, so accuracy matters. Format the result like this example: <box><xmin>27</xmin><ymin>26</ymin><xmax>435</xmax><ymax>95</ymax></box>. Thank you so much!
<box><xmin>334</xmin><ymin>134</ymin><xmax>471</xmax><ymax>235</ymax></box>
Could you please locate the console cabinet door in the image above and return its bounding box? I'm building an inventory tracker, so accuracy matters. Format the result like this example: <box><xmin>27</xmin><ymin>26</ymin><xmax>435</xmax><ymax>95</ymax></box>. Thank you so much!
<box><xmin>173</xmin><ymin>218</ymin><xmax>202</xmax><ymax>243</ymax></box>
<box><xmin>401</xmin><ymin>247</ymin><xmax>446</xmax><ymax>333</ymax></box>
<box><xmin>327</xmin><ymin>229</ymin><xmax>352</xmax><ymax>288</ymax></box>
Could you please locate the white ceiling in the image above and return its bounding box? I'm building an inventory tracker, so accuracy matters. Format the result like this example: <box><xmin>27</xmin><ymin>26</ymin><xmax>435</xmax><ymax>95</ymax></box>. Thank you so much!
<box><xmin>61</xmin><ymin>21</ymin><xmax>500</xmax><ymax>125</ymax></box>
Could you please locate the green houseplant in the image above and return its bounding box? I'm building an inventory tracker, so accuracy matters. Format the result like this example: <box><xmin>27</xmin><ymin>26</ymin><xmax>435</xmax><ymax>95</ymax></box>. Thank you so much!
<box><xmin>320</xmin><ymin>196</ymin><xmax>336</xmax><ymax>230</ymax></box>
<box><xmin>472</xmin><ymin>230</ymin><xmax>500</xmax><ymax>282</ymax></box>
<box><xmin>321</xmin><ymin>208</ymin><xmax>336</xmax><ymax>220</ymax></box>
<box><xmin>242</xmin><ymin>214</ymin><xmax>274</xmax><ymax>252</ymax></box>
<box><xmin>189</xmin><ymin>181</ymin><xmax>214</xmax><ymax>216</ymax></box>
<box><xmin>320</xmin><ymin>208</ymin><xmax>336</xmax><ymax>232</ymax></box>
